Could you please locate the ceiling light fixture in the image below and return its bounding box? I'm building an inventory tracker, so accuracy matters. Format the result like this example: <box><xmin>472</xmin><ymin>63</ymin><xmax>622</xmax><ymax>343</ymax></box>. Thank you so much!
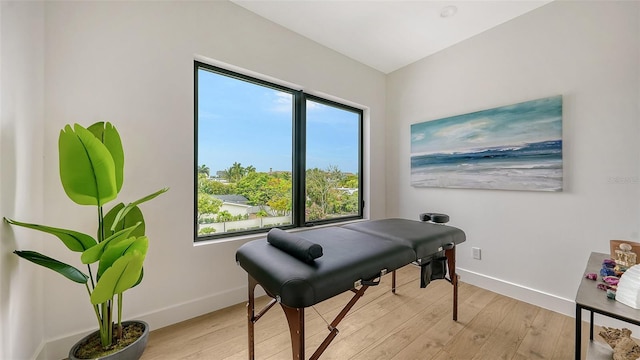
<box><xmin>440</xmin><ymin>5</ymin><xmax>458</xmax><ymax>18</ymax></box>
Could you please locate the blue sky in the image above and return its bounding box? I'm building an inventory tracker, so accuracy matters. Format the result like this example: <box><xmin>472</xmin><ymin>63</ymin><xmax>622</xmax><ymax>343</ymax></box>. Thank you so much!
<box><xmin>411</xmin><ymin>95</ymin><xmax>562</xmax><ymax>156</ymax></box>
<box><xmin>198</xmin><ymin>69</ymin><xmax>360</xmax><ymax>174</ymax></box>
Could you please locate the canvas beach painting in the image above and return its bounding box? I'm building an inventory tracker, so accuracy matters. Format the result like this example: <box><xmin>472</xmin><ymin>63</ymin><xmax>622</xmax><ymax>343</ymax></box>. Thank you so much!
<box><xmin>411</xmin><ymin>95</ymin><xmax>563</xmax><ymax>191</ymax></box>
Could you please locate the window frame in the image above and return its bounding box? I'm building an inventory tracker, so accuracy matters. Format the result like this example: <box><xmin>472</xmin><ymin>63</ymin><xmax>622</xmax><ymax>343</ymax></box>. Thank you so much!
<box><xmin>194</xmin><ymin>61</ymin><xmax>364</xmax><ymax>241</ymax></box>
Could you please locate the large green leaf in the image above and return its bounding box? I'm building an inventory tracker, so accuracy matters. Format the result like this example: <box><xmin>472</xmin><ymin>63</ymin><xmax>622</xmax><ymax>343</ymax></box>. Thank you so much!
<box><xmin>91</xmin><ymin>249</ymin><xmax>145</xmax><ymax>305</ymax></box>
<box><xmin>104</xmin><ymin>203</ymin><xmax>146</xmax><ymax>237</ymax></box>
<box><xmin>96</xmin><ymin>236</ymin><xmax>139</xmax><ymax>278</ymax></box>
<box><xmin>110</xmin><ymin>188</ymin><xmax>168</xmax><ymax>232</ymax></box>
<box><xmin>59</xmin><ymin>124</ymin><xmax>117</xmax><ymax>206</ymax></box>
<box><xmin>14</xmin><ymin>250</ymin><xmax>89</xmax><ymax>284</ymax></box>
<box><xmin>81</xmin><ymin>223</ymin><xmax>140</xmax><ymax>264</ymax></box>
<box><xmin>88</xmin><ymin>122</ymin><xmax>124</xmax><ymax>192</ymax></box>
<box><xmin>97</xmin><ymin>235</ymin><xmax>147</xmax><ymax>280</ymax></box>
<box><xmin>4</xmin><ymin>217</ymin><xmax>96</xmax><ymax>252</ymax></box>
<box><xmin>117</xmin><ymin>237</ymin><xmax>148</xmax><ymax>292</ymax></box>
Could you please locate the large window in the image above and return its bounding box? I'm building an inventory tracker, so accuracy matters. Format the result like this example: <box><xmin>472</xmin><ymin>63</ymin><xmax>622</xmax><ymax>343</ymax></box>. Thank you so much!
<box><xmin>195</xmin><ymin>61</ymin><xmax>363</xmax><ymax>240</ymax></box>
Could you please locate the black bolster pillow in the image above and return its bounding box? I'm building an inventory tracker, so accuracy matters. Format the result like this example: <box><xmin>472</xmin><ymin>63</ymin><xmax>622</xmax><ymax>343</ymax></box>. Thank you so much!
<box><xmin>267</xmin><ymin>228</ymin><xmax>323</xmax><ymax>263</ymax></box>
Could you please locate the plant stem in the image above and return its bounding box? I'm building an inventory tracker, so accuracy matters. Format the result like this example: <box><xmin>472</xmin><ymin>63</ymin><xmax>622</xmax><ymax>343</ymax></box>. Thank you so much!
<box><xmin>86</xmin><ymin>283</ymin><xmax>102</xmax><ymax>325</ymax></box>
<box><xmin>97</xmin><ymin>205</ymin><xmax>113</xmax><ymax>349</ymax></box>
<box><xmin>87</xmin><ymin>264</ymin><xmax>96</xmax><ymax>290</ymax></box>
<box><xmin>116</xmin><ymin>293</ymin><xmax>123</xmax><ymax>339</ymax></box>
<box><xmin>118</xmin><ymin>293</ymin><xmax>123</xmax><ymax>325</ymax></box>
<box><xmin>100</xmin><ymin>302</ymin><xmax>110</xmax><ymax>348</ymax></box>
<box><xmin>108</xmin><ymin>299</ymin><xmax>113</xmax><ymax>343</ymax></box>
<box><xmin>98</xmin><ymin>206</ymin><xmax>105</xmax><ymax>243</ymax></box>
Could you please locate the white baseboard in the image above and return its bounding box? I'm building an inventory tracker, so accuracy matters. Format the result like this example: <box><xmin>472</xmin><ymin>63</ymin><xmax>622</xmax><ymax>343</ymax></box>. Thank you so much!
<box><xmin>457</xmin><ymin>267</ymin><xmax>575</xmax><ymax>317</ymax></box>
<box><xmin>458</xmin><ymin>267</ymin><xmax>640</xmax><ymax>334</ymax></box>
<box><xmin>29</xmin><ymin>342</ymin><xmax>45</xmax><ymax>360</ymax></box>
<box><xmin>39</xmin><ymin>285</ymin><xmax>249</xmax><ymax>360</ymax></box>
<box><xmin>135</xmin><ymin>285</ymin><xmax>249</xmax><ymax>330</ymax></box>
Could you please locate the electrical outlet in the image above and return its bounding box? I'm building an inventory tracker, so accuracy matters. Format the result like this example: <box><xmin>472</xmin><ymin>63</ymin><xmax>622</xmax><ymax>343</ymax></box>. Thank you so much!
<box><xmin>472</xmin><ymin>247</ymin><xmax>481</xmax><ymax>260</ymax></box>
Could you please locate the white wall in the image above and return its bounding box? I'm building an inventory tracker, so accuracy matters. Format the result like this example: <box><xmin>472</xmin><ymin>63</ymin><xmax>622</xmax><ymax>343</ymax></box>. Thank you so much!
<box><xmin>31</xmin><ymin>1</ymin><xmax>384</xmax><ymax>358</ymax></box>
<box><xmin>387</xmin><ymin>0</ymin><xmax>640</xmax><ymax>315</ymax></box>
<box><xmin>0</xmin><ymin>1</ymin><xmax>46</xmax><ymax>359</ymax></box>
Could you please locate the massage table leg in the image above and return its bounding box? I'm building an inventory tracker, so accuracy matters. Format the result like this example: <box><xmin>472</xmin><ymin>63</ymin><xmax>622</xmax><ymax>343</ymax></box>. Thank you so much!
<box><xmin>248</xmin><ymin>276</ymin><xmax>371</xmax><ymax>360</ymax></box>
<box><xmin>309</xmin><ymin>285</ymin><xmax>369</xmax><ymax>360</ymax></box>
<box><xmin>248</xmin><ymin>276</ymin><xmax>257</xmax><ymax>360</ymax></box>
<box><xmin>391</xmin><ymin>246</ymin><xmax>459</xmax><ymax>321</ymax></box>
<box><xmin>446</xmin><ymin>246</ymin><xmax>459</xmax><ymax>321</ymax></box>
<box><xmin>392</xmin><ymin>270</ymin><xmax>396</xmax><ymax>293</ymax></box>
<box><xmin>392</xmin><ymin>246</ymin><xmax>459</xmax><ymax>321</ymax></box>
<box><xmin>247</xmin><ymin>275</ymin><xmax>278</xmax><ymax>360</ymax></box>
<box><xmin>281</xmin><ymin>305</ymin><xmax>305</xmax><ymax>360</ymax></box>
<box><xmin>280</xmin><ymin>285</ymin><xmax>370</xmax><ymax>360</ymax></box>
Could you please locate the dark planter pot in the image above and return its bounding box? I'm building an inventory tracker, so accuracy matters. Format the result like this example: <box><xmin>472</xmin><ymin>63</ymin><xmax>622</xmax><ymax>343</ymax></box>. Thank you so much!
<box><xmin>69</xmin><ymin>320</ymin><xmax>149</xmax><ymax>360</ymax></box>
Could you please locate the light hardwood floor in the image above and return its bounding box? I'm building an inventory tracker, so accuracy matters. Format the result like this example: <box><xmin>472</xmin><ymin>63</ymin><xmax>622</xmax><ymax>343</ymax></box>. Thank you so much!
<box><xmin>141</xmin><ymin>266</ymin><xmax>588</xmax><ymax>360</ymax></box>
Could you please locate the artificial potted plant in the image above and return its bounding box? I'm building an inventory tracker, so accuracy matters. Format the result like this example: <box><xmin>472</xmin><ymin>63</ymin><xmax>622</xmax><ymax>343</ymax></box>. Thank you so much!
<box><xmin>4</xmin><ymin>121</ymin><xmax>168</xmax><ymax>359</ymax></box>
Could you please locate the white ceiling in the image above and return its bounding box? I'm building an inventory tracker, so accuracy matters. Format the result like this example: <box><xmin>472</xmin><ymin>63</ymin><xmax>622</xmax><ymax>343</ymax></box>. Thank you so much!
<box><xmin>232</xmin><ymin>0</ymin><xmax>553</xmax><ymax>74</ymax></box>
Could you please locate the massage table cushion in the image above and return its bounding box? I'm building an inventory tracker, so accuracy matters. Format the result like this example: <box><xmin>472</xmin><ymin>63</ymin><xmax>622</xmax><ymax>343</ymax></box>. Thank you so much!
<box><xmin>342</xmin><ymin>218</ymin><xmax>465</xmax><ymax>259</ymax></box>
<box><xmin>235</xmin><ymin>218</ymin><xmax>466</xmax><ymax>308</ymax></box>
<box><xmin>344</xmin><ymin>218</ymin><xmax>466</xmax><ymax>287</ymax></box>
<box><xmin>235</xmin><ymin>227</ymin><xmax>416</xmax><ymax>308</ymax></box>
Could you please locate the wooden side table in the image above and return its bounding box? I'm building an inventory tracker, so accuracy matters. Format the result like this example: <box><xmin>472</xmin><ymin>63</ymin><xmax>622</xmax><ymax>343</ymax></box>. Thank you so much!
<box><xmin>575</xmin><ymin>252</ymin><xmax>640</xmax><ymax>359</ymax></box>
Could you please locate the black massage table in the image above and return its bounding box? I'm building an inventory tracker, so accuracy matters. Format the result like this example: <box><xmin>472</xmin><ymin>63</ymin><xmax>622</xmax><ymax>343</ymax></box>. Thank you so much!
<box><xmin>235</xmin><ymin>217</ymin><xmax>466</xmax><ymax>360</ymax></box>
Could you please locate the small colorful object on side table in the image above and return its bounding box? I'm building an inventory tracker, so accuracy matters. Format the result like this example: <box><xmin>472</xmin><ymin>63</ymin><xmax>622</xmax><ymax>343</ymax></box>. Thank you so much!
<box><xmin>601</xmin><ymin>258</ymin><xmax>617</xmax><ymax>277</ymax></box>
<box><xmin>597</xmin><ymin>258</ymin><xmax>623</xmax><ymax>299</ymax></box>
<box><xmin>592</xmin><ymin>243</ymin><xmax>640</xmax><ymax>301</ymax></box>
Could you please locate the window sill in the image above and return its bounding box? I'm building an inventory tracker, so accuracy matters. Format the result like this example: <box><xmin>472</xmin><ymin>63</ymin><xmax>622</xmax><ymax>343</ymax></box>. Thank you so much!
<box><xmin>193</xmin><ymin>218</ymin><xmax>369</xmax><ymax>247</ymax></box>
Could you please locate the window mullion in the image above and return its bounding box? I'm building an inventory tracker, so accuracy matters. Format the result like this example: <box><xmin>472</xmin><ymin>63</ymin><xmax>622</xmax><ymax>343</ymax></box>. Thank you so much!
<box><xmin>293</xmin><ymin>91</ymin><xmax>306</xmax><ymax>227</ymax></box>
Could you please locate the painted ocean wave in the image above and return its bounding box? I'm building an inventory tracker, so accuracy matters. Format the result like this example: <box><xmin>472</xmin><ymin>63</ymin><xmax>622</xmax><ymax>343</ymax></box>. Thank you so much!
<box><xmin>410</xmin><ymin>140</ymin><xmax>563</xmax><ymax>191</ymax></box>
<box><xmin>411</xmin><ymin>140</ymin><xmax>562</xmax><ymax>167</ymax></box>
